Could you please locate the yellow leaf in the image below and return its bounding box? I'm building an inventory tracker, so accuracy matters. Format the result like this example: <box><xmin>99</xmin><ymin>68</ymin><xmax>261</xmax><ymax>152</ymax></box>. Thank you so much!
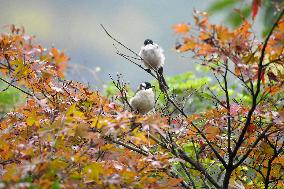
<box><xmin>66</xmin><ymin>104</ymin><xmax>76</xmax><ymax>117</ymax></box>
<box><xmin>90</xmin><ymin>116</ymin><xmax>108</xmax><ymax>129</ymax></box>
<box><xmin>70</xmin><ymin>170</ymin><xmax>82</xmax><ymax>180</ymax></box>
<box><xmin>50</xmin><ymin>159</ymin><xmax>68</xmax><ymax>170</ymax></box>
<box><xmin>2</xmin><ymin>163</ymin><xmax>20</xmax><ymax>182</ymax></box>
<box><xmin>26</xmin><ymin>117</ymin><xmax>36</xmax><ymax>126</ymax></box>
<box><xmin>83</xmin><ymin>163</ymin><xmax>103</xmax><ymax>183</ymax></box>
<box><xmin>100</xmin><ymin>144</ymin><xmax>113</xmax><ymax>151</ymax></box>
<box><xmin>261</xmin><ymin>142</ymin><xmax>274</xmax><ymax>156</ymax></box>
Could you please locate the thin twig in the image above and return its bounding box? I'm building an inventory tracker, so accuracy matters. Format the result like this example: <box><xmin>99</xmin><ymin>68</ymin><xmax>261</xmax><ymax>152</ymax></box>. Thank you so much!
<box><xmin>0</xmin><ymin>77</ymin><xmax>33</xmax><ymax>97</ymax></box>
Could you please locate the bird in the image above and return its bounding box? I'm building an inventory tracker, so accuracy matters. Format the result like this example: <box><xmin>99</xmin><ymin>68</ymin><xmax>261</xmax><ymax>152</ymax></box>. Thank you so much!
<box><xmin>139</xmin><ymin>39</ymin><xmax>168</xmax><ymax>92</ymax></box>
<box><xmin>130</xmin><ymin>82</ymin><xmax>155</xmax><ymax>115</ymax></box>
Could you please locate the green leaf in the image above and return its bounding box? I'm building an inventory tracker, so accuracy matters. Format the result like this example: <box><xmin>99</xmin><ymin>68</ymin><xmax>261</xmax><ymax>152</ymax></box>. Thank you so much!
<box><xmin>226</xmin><ymin>6</ymin><xmax>251</xmax><ymax>27</ymax></box>
<box><xmin>0</xmin><ymin>81</ymin><xmax>23</xmax><ymax>115</ymax></box>
<box><xmin>51</xmin><ymin>180</ymin><xmax>60</xmax><ymax>189</ymax></box>
<box><xmin>207</xmin><ymin>0</ymin><xmax>239</xmax><ymax>13</ymax></box>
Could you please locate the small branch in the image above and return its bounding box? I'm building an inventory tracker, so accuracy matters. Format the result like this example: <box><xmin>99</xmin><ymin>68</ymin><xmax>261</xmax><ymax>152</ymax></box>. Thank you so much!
<box><xmin>206</xmin><ymin>87</ymin><xmax>226</xmax><ymax>108</ymax></box>
<box><xmin>177</xmin><ymin>148</ymin><xmax>221</xmax><ymax>189</ymax></box>
<box><xmin>233</xmin><ymin>124</ymin><xmax>273</xmax><ymax>168</ymax></box>
<box><xmin>116</xmin><ymin>52</ymin><xmax>157</xmax><ymax>79</ymax></box>
<box><xmin>167</xmin><ymin>132</ymin><xmax>221</xmax><ymax>188</ymax></box>
<box><xmin>168</xmin><ymin>132</ymin><xmax>196</xmax><ymax>189</ymax></box>
<box><xmin>223</xmin><ymin>62</ymin><xmax>232</xmax><ymax>155</ymax></box>
<box><xmin>107</xmin><ymin>137</ymin><xmax>148</xmax><ymax>156</ymax></box>
<box><xmin>0</xmin><ymin>77</ymin><xmax>33</xmax><ymax>97</ymax></box>
<box><xmin>109</xmin><ymin>74</ymin><xmax>134</xmax><ymax>111</ymax></box>
<box><xmin>101</xmin><ymin>24</ymin><xmax>141</xmax><ymax>58</ymax></box>
<box><xmin>263</xmin><ymin>56</ymin><xmax>284</xmax><ymax>67</ymax></box>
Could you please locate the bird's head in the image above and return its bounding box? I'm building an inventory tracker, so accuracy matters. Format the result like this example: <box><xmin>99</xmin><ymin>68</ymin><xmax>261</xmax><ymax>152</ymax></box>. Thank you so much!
<box><xmin>139</xmin><ymin>82</ymin><xmax>152</xmax><ymax>90</ymax></box>
<box><xmin>144</xmin><ymin>39</ymin><xmax>153</xmax><ymax>46</ymax></box>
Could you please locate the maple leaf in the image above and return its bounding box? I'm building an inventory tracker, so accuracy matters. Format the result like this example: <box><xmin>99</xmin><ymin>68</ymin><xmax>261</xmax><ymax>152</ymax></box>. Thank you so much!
<box><xmin>177</xmin><ymin>40</ymin><xmax>196</xmax><ymax>52</ymax></box>
<box><xmin>215</xmin><ymin>25</ymin><xmax>233</xmax><ymax>42</ymax></box>
<box><xmin>203</xmin><ymin>124</ymin><xmax>220</xmax><ymax>140</ymax></box>
<box><xmin>278</xmin><ymin>20</ymin><xmax>284</xmax><ymax>31</ymax></box>
<box><xmin>173</xmin><ymin>23</ymin><xmax>191</xmax><ymax>34</ymax></box>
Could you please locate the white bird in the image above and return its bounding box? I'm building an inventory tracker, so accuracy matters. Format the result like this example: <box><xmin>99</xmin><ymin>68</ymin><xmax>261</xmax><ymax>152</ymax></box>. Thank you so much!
<box><xmin>130</xmin><ymin>82</ymin><xmax>155</xmax><ymax>115</ymax></box>
<box><xmin>139</xmin><ymin>39</ymin><xmax>168</xmax><ymax>92</ymax></box>
<box><xmin>139</xmin><ymin>39</ymin><xmax>165</xmax><ymax>70</ymax></box>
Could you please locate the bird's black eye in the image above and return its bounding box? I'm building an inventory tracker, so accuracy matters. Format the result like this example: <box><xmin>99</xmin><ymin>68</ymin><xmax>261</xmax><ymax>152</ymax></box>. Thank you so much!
<box><xmin>144</xmin><ymin>82</ymin><xmax>152</xmax><ymax>89</ymax></box>
<box><xmin>144</xmin><ymin>39</ymin><xmax>153</xmax><ymax>46</ymax></box>
<box><xmin>139</xmin><ymin>82</ymin><xmax>152</xmax><ymax>90</ymax></box>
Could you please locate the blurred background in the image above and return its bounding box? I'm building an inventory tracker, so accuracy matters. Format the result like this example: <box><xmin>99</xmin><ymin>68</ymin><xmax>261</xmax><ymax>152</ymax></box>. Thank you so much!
<box><xmin>0</xmin><ymin>0</ymin><xmax>221</xmax><ymax>89</ymax></box>
<box><xmin>0</xmin><ymin>0</ymin><xmax>277</xmax><ymax>89</ymax></box>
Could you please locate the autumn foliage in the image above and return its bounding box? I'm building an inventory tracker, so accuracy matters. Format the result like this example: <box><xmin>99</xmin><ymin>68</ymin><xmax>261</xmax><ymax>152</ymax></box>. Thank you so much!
<box><xmin>0</xmin><ymin>6</ymin><xmax>284</xmax><ymax>189</ymax></box>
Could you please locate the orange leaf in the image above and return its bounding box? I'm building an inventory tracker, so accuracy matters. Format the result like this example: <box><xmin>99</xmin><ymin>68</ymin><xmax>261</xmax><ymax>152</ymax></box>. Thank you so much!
<box><xmin>167</xmin><ymin>178</ymin><xmax>183</xmax><ymax>187</ymax></box>
<box><xmin>215</xmin><ymin>25</ymin><xmax>233</xmax><ymax>42</ymax></box>
<box><xmin>204</xmin><ymin>125</ymin><xmax>220</xmax><ymax>140</ymax></box>
<box><xmin>199</xmin><ymin>31</ymin><xmax>211</xmax><ymax>40</ymax></box>
<box><xmin>278</xmin><ymin>20</ymin><xmax>284</xmax><ymax>31</ymax></box>
<box><xmin>197</xmin><ymin>43</ymin><xmax>215</xmax><ymax>55</ymax></box>
<box><xmin>264</xmin><ymin>85</ymin><xmax>280</xmax><ymax>95</ymax></box>
<box><xmin>274</xmin><ymin>157</ymin><xmax>284</xmax><ymax>166</ymax></box>
<box><xmin>173</xmin><ymin>23</ymin><xmax>190</xmax><ymax>34</ymax></box>
<box><xmin>178</xmin><ymin>40</ymin><xmax>196</xmax><ymax>52</ymax></box>
<box><xmin>234</xmin><ymin>20</ymin><xmax>251</xmax><ymax>36</ymax></box>
<box><xmin>234</xmin><ymin>66</ymin><xmax>241</xmax><ymax>76</ymax></box>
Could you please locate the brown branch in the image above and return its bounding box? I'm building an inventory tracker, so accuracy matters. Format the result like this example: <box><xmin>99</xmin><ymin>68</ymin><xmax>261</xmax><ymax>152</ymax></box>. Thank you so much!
<box><xmin>222</xmin><ymin>8</ymin><xmax>284</xmax><ymax>189</ymax></box>
<box><xmin>231</xmin><ymin>8</ymin><xmax>284</xmax><ymax>161</ymax></box>
<box><xmin>168</xmin><ymin>132</ymin><xmax>196</xmax><ymax>189</ymax></box>
<box><xmin>0</xmin><ymin>77</ymin><xmax>33</xmax><ymax>97</ymax></box>
<box><xmin>206</xmin><ymin>87</ymin><xmax>226</xmax><ymax>108</ymax></box>
<box><xmin>101</xmin><ymin>24</ymin><xmax>141</xmax><ymax>58</ymax></box>
<box><xmin>166</xmin><ymin>132</ymin><xmax>221</xmax><ymax>189</ymax></box>
<box><xmin>177</xmin><ymin>148</ymin><xmax>221</xmax><ymax>189</ymax></box>
<box><xmin>223</xmin><ymin>62</ymin><xmax>232</xmax><ymax>155</ymax></box>
<box><xmin>109</xmin><ymin>74</ymin><xmax>134</xmax><ymax>111</ymax></box>
<box><xmin>116</xmin><ymin>52</ymin><xmax>157</xmax><ymax>79</ymax></box>
<box><xmin>233</xmin><ymin>124</ymin><xmax>273</xmax><ymax>168</ymax></box>
<box><xmin>107</xmin><ymin>137</ymin><xmax>148</xmax><ymax>156</ymax></box>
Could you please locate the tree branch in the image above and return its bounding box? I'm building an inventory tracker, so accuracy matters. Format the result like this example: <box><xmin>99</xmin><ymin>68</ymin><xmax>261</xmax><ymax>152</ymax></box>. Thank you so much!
<box><xmin>0</xmin><ymin>77</ymin><xmax>33</xmax><ymax>97</ymax></box>
<box><xmin>231</xmin><ymin>8</ymin><xmax>284</xmax><ymax>161</ymax></box>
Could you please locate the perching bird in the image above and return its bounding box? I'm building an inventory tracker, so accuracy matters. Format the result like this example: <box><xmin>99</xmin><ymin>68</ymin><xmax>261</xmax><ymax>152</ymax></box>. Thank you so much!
<box><xmin>130</xmin><ymin>82</ymin><xmax>155</xmax><ymax>115</ymax></box>
<box><xmin>139</xmin><ymin>39</ymin><xmax>168</xmax><ymax>92</ymax></box>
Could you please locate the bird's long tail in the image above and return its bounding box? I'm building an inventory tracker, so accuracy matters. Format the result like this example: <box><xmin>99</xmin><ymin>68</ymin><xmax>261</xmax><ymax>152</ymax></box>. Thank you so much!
<box><xmin>157</xmin><ymin>67</ymin><xmax>168</xmax><ymax>93</ymax></box>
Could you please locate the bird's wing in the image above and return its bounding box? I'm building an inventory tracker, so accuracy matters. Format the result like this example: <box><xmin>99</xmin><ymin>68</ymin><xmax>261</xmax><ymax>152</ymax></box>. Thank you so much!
<box><xmin>138</xmin><ymin>46</ymin><xmax>144</xmax><ymax>59</ymax></box>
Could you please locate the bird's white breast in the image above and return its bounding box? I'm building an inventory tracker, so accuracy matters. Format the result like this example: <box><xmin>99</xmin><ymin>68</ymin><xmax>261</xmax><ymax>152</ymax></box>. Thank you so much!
<box><xmin>139</xmin><ymin>44</ymin><xmax>165</xmax><ymax>70</ymax></box>
<box><xmin>130</xmin><ymin>89</ymin><xmax>155</xmax><ymax>114</ymax></box>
